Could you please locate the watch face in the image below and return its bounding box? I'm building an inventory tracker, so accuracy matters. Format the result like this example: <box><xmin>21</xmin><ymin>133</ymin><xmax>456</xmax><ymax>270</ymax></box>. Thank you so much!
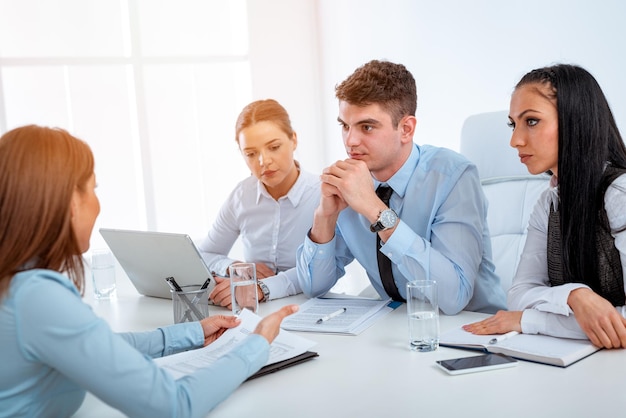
<box><xmin>380</xmin><ymin>209</ymin><xmax>398</xmax><ymax>228</ymax></box>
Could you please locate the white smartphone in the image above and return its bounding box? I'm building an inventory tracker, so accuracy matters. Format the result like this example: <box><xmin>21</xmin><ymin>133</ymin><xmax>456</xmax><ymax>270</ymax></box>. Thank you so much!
<box><xmin>435</xmin><ymin>353</ymin><xmax>518</xmax><ymax>375</ymax></box>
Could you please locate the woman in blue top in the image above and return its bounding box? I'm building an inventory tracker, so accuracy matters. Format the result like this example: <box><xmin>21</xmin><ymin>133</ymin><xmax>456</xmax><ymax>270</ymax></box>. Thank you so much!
<box><xmin>0</xmin><ymin>125</ymin><xmax>298</xmax><ymax>417</ymax></box>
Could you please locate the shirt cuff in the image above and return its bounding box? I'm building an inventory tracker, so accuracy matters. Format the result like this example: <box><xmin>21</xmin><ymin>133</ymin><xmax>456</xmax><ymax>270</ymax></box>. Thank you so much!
<box><xmin>520</xmin><ymin>309</ymin><xmax>546</xmax><ymax>335</ymax></box>
<box><xmin>260</xmin><ymin>271</ymin><xmax>299</xmax><ymax>301</ymax></box>
<box><xmin>233</xmin><ymin>334</ymin><xmax>270</xmax><ymax>374</ymax></box>
<box><xmin>381</xmin><ymin>221</ymin><xmax>428</xmax><ymax>265</ymax></box>
<box><xmin>303</xmin><ymin>233</ymin><xmax>335</xmax><ymax>260</ymax></box>
<box><xmin>159</xmin><ymin>322</ymin><xmax>204</xmax><ymax>356</ymax></box>
<box><xmin>214</xmin><ymin>258</ymin><xmax>238</xmax><ymax>277</ymax></box>
<box><xmin>534</xmin><ymin>283</ymin><xmax>589</xmax><ymax>316</ymax></box>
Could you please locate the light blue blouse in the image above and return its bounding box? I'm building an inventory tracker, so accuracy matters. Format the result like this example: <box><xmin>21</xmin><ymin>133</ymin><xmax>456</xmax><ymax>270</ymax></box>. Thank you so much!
<box><xmin>0</xmin><ymin>269</ymin><xmax>268</xmax><ymax>418</ymax></box>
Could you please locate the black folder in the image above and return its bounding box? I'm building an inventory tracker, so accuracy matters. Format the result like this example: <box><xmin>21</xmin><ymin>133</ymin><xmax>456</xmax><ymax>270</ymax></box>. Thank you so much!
<box><xmin>247</xmin><ymin>351</ymin><xmax>319</xmax><ymax>381</ymax></box>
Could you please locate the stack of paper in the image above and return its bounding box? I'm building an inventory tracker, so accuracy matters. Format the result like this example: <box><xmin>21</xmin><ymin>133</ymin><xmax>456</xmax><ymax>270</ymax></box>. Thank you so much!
<box><xmin>280</xmin><ymin>297</ymin><xmax>399</xmax><ymax>335</ymax></box>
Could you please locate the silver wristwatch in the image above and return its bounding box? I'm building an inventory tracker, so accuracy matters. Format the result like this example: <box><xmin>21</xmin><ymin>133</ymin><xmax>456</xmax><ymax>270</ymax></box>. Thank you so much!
<box><xmin>258</xmin><ymin>280</ymin><xmax>270</xmax><ymax>302</ymax></box>
<box><xmin>370</xmin><ymin>208</ymin><xmax>399</xmax><ymax>232</ymax></box>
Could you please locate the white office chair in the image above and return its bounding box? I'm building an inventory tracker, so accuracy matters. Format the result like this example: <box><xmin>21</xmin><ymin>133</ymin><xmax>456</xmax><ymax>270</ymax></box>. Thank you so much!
<box><xmin>460</xmin><ymin>111</ymin><xmax>551</xmax><ymax>293</ymax></box>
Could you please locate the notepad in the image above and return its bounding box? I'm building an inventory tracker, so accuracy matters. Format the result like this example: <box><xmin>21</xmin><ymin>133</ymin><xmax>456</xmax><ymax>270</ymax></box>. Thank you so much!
<box><xmin>439</xmin><ymin>327</ymin><xmax>601</xmax><ymax>367</ymax></box>
<box><xmin>280</xmin><ymin>297</ymin><xmax>399</xmax><ymax>335</ymax></box>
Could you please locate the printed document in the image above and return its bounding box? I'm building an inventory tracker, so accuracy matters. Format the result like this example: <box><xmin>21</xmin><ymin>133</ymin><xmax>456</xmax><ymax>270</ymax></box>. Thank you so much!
<box><xmin>281</xmin><ymin>297</ymin><xmax>397</xmax><ymax>335</ymax></box>
<box><xmin>155</xmin><ymin>309</ymin><xmax>317</xmax><ymax>379</ymax></box>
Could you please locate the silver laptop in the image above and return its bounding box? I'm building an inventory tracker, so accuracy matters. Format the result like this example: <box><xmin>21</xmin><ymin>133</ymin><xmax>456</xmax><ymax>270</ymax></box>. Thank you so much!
<box><xmin>99</xmin><ymin>228</ymin><xmax>215</xmax><ymax>299</ymax></box>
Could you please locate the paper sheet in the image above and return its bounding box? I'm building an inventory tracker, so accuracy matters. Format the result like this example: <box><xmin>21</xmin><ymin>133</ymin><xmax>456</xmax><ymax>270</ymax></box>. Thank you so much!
<box><xmin>280</xmin><ymin>297</ymin><xmax>396</xmax><ymax>335</ymax></box>
<box><xmin>155</xmin><ymin>309</ymin><xmax>317</xmax><ymax>379</ymax></box>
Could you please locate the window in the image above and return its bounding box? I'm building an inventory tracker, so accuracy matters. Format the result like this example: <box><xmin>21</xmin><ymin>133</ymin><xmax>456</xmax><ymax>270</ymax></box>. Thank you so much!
<box><xmin>0</xmin><ymin>0</ymin><xmax>253</xmax><ymax>249</ymax></box>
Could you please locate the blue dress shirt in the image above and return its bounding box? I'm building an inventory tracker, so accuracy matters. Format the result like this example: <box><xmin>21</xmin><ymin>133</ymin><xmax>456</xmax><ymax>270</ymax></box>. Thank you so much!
<box><xmin>297</xmin><ymin>143</ymin><xmax>506</xmax><ymax>314</ymax></box>
<box><xmin>0</xmin><ymin>269</ymin><xmax>268</xmax><ymax>417</ymax></box>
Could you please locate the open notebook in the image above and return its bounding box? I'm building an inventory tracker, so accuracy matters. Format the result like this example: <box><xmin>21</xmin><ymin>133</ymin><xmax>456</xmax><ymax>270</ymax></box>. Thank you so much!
<box><xmin>440</xmin><ymin>327</ymin><xmax>601</xmax><ymax>367</ymax></box>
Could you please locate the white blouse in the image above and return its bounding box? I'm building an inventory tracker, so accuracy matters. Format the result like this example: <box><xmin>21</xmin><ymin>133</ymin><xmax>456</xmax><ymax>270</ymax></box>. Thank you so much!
<box><xmin>509</xmin><ymin>174</ymin><xmax>626</xmax><ymax>339</ymax></box>
<box><xmin>198</xmin><ymin>169</ymin><xmax>320</xmax><ymax>300</ymax></box>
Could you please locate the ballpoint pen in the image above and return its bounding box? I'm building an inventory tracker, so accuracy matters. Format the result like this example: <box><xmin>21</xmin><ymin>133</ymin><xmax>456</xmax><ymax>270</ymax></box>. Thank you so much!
<box><xmin>316</xmin><ymin>308</ymin><xmax>347</xmax><ymax>324</ymax></box>
<box><xmin>189</xmin><ymin>277</ymin><xmax>212</xmax><ymax>304</ymax></box>
<box><xmin>489</xmin><ymin>331</ymin><xmax>519</xmax><ymax>345</ymax></box>
<box><xmin>200</xmin><ymin>276</ymin><xmax>212</xmax><ymax>290</ymax></box>
<box><xmin>165</xmin><ymin>276</ymin><xmax>183</xmax><ymax>292</ymax></box>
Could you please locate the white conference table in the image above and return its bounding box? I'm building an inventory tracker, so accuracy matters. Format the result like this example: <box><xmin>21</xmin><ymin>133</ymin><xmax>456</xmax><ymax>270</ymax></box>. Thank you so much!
<box><xmin>75</xmin><ymin>272</ymin><xmax>626</xmax><ymax>418</ymax></box>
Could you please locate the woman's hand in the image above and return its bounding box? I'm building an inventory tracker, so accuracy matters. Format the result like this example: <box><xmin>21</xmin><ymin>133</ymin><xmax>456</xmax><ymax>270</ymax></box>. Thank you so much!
<box><xmin>568</xmin><ymin>288</ymin><xmax>626</xmax><ymax>348</ymax></box>
<box><xmin>199</xmin><ymin>315</ymin><xmax>241</xmax><ymax>346</ymax></box>
<box><xmin>253</xmin><ymin>304</ymin><xmax>299</xmax><ymax>344</ymax></box>
<box><xmin>255</xmin><ymin>263</ymin><xmax>275</xmax><ymax>279</ymax></box>
<box><xmin>198</xmin><ymin>304</ymin><xmax>298</xmax><ymax>347</ymax></box>
<box><xmin>209</xmin><ymin>276</ymin><xmax>232</xmax><ymax>309</ymax></box>
<box><xmin>462</xmin><ymin>310</ymin><xmax>523</xmax><ymax>335</ymax></box>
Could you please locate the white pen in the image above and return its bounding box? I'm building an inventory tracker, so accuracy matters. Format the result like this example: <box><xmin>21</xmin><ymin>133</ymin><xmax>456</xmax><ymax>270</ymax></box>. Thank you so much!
<box><xmin>489</xmin><ymin>331</ymin><xmax>520</xmax><ymax>344</ymax></box>
<box><xmin>316</xmin><ymin>308</ymin><xmax>347</xmax><ymax>324</ymax></box>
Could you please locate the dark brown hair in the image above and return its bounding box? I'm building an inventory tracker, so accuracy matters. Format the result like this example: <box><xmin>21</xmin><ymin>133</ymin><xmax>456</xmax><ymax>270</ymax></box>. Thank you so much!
<box><xmin>335</xmin><ymin>60</ymin><xmax>417</xmax><ymax>126</ymax></box>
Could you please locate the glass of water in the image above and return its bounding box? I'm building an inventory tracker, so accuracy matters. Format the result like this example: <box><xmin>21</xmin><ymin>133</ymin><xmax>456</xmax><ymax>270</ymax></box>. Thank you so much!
<box><xmin>91</xmin><ymin>249</ymin><xmax>117</xmax><ymax>300</ymax></box>
<box><xmin>406</xmin><ymin>280</ymin><xmax>439</xmax><ymax>352</ymax></box>
<box><xmin>229</xmin><ymin>262</ymin><xmax>257</xmax><ymax>315</ymax></box>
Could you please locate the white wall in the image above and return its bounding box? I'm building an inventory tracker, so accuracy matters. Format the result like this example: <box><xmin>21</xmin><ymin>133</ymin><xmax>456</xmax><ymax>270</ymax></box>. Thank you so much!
<box><xmin>314</xmin><ymin>0</ymin><xmax>626</xmax><ymax>162</ymax></box>
<box><xmin>247</xmin><ymin>0</ymin><xmax>325</xmax><ymax>174</ymax></box>
<box><xmin>1</xmin><ymin>0</ymin><xmax>625</xmax><ymax>254</ymax></box>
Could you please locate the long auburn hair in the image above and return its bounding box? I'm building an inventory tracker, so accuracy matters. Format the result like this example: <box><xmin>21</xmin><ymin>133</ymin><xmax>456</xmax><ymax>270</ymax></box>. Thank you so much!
<box><xmin>0</xmin><ymin>125</ymin><xmax>94</xmax><ymax>296</ymax></box>
<box><xmin>516</xmin><ymin>64</ymin><xmax>626</xmax><ymax>286</ymax></box>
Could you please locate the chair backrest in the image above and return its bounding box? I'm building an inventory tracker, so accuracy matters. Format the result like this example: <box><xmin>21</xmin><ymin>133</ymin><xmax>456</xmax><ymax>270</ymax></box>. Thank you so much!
<box><xmin>460</xmin><ymin>111</ymin><xmax>550</xmax><ymax>294</ymax></box>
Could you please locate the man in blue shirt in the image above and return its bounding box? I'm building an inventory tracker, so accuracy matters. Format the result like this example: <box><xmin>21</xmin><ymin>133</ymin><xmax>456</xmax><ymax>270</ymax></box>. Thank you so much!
<box><xmin>296</xmin><ymin>60</ymin><xmax>505</xmax><ymax>314</ymax></box>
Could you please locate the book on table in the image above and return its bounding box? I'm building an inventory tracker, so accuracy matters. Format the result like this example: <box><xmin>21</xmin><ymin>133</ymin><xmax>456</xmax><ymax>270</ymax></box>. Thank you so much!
<box><xmin>155</xmin><ymin>309</ymin><xmax>318</xmax><ymax>380</ymax></box>
<box><xmin>439</xmin><ymin>327</ymin><xmax>601</xmax><ymax>367</ymax></box>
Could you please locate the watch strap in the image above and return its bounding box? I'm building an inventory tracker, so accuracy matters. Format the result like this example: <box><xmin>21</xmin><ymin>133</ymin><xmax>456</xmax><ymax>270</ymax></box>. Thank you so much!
<box><xmin>370</xmin><ymin>218</ymin><xmax>385</xmax><ymax>232</ymax></box>
<box><xmin>258</xmin><ymin>280</ymin><xmax>270</xmax><ymax>302</ymax></box>
<box><xmin>370</xmin><ymin>208</ymin><xmax>397</xmax><ymax>232</ymax></box>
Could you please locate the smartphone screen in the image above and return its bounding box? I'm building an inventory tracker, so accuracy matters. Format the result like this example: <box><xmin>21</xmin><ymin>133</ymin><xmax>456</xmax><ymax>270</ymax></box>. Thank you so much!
<box><xmin>436</xmin><ymin>353</ymin><xmax>518</xmax><ymax>375</ymax></box>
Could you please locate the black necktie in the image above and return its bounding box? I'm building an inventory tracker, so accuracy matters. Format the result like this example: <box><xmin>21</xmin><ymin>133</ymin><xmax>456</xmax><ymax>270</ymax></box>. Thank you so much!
<box><xmin>375</xmin><ymin>185</ymin><xmax>405</xmax><ymax>302</ymax></box>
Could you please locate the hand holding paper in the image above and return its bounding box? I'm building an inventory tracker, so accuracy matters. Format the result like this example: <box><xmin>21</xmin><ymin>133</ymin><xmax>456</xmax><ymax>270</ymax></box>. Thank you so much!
<box><xmin>156</xmin><ymin>309</ymin><xmax>317</xmax><ymax>380</ymax></box>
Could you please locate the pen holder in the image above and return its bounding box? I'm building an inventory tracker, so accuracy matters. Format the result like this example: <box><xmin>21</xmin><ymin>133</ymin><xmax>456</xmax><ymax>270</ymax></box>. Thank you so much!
<box><xmin>171</xmin><ymin>285</ymin><xmax>209</xmax><ymax>323</ymax></box>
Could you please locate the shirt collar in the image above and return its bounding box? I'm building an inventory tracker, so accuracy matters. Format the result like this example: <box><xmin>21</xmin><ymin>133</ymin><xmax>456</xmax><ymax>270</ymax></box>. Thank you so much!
<box><xmin>372</xmin><ymin>143</ymin><xmax>419</xmax><ymax>198</ymax></box>
<box><xmin>255</xmin><ymin>161</ymin><xmax>306</xmax><ymax>205</ymax></box>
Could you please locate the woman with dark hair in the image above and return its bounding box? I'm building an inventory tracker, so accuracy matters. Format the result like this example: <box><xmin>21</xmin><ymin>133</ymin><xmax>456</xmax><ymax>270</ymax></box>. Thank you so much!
<box><xmin>0</xmin><ymin>125</ymin><xmax>297</xmax><ymax>417</ymax></box>
<box><xmin>199</xmin><ymin>99</ymin><xmax>320</xmax><ymax>308</ymax></box>
<box><xmin>464</xmin><ymin>64</ymin><xmax>626</xmax><ymax>349</ymax></box>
